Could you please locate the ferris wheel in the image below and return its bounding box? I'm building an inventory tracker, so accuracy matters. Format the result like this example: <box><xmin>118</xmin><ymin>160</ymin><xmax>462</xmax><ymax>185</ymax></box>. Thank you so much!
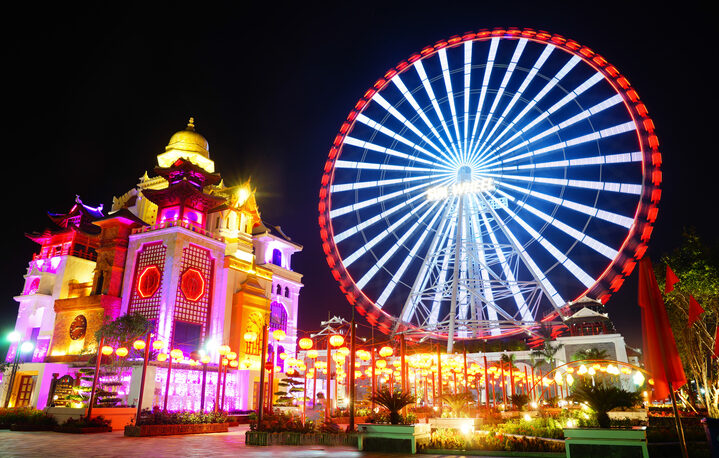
<box><xmin>319</xmin><ymin>28</ymin><xmax>661</xmax><ymax>350</ymax></box>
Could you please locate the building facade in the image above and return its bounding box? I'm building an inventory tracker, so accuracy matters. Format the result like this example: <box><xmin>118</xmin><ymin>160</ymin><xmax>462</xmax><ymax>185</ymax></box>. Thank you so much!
<box><xmin>2</xmin><ymin>119</ymin><xmax>302</xmax><ymax>411</ymax></box>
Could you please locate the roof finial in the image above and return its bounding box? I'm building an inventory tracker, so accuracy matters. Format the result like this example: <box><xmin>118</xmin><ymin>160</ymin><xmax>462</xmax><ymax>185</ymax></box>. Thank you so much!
<box><xmin>187</xmin><ymin>117</ymin><xmax>195</xmax><ymax>131</ymax></box>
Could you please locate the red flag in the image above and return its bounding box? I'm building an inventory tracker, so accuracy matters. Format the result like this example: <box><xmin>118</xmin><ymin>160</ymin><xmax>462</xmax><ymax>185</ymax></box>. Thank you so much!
<box><xmin>665</xmin><ymin>265</ymin><xmax>680</xmax><ymax>294</ymax></box>
<box><xmin>714</xmin><ymin>326</ymin><xmax>719</xmax><ymax>359</ymax></box>
<box><xmin>688</xmin><ymin>295</ymin><xmax>705</xmax><ymax>327</ymax></box>
<box><xmin>638</xmin><ymin>257</ymin><xmax>687</xmax><ymax>400</ymax></box>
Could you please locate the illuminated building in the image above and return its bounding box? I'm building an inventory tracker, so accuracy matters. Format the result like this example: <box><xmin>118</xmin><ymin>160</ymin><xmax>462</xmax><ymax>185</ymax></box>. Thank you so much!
<box><xmin>1</xmin><ymin>119</ymin><xmax>303</xmax><ymax>411</ymax></box>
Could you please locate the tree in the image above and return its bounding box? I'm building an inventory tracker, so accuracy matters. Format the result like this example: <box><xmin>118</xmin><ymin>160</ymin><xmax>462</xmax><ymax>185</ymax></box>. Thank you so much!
<box><xmin>571</xmin><ymin>380</ymin><xmax>641</xmax><ymax>428</ymax></box>
<box><xmin>370</xmin><ymin>387</ymin><xmax>415</xmax><ymax>424</ymax></box>
<box><xmin>439</xmin><ymin>392</ymin><xmax>474</xmax><ymax>417</ymax></box>
<box><xmin>659</xmin><ymin>229</ymin><xmax>719</xmax><ymax>416</ymax></box>
<box><xmin>530</xmin><ymin>341</ymin><xmax>563</xmax><ymax>370</ymax></box>
<box><xmin>572</xmin><ymin>348</ymin><xmax>609</xmax><ymax>361</ymax></box>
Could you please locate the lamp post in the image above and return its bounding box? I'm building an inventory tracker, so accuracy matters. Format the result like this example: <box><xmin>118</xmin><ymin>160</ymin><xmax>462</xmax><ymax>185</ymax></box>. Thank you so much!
<box><xmin>215</xmin><ymin>345</ymin><xmax>230</xmax><ymax>412</ymax></box>
<box><xmin>3</xmin><ymin>333</ymin><xmax>34</xmax><ymax>408</ymax></box>
<box><xmin>134</xmin><ymin>332</ymin><xmax>154</xmax><ymax>423</ymax></box>
<box><xmin>257</xmin><ymin>323</ymin><xmax>269</xmax><ymax>424</ymax></box>
<box><xmin>200</xmin><ymin>354</ymin><xmax>210</xmax><ymax>412</ymax></box>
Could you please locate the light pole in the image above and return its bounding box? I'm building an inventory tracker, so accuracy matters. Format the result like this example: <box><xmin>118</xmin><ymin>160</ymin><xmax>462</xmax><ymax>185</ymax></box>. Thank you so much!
<box><xmin>3</xmin><ymin>332</ymin><xmax>34</xmax><ymax>408</ymax></box>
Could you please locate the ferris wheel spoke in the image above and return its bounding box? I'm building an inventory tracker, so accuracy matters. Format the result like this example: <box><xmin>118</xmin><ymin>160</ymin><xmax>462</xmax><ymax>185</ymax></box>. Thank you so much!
<box><xmin>356</xmin><ymin>200</ymin><xmax>442</xmax><ymax>290</ymax></box>
<box><xmin>356</xmin><ymin>113</ymin><xmax>457</xmax><ymax>168</ymax></box>
<box><xmin>342</xmin><ymin>200</ymin><xmax>432</xmax><ymax>267</ymax></box>
<box><xmin>496</xmin><ymin>181</ymin><xmax>635</xmax><ymax>228</ymax></box>
<box><xmin>329</xmin><ymin>176</ymin><xmax>449</xmax><ymax>219</ymax></box>
<box><xmin>330</xmin><ymin>174</ymin><xmax>436</xmax><ymax>193</ymax></box>
<box><xmin>463</xmin><ymin>41</ymin><xmax>472</xmax><ymax>161</ymax></box>
<box><xmin>467</xmin><ymin>37</ymin><xmax>500</xmax><ymax>156</ymax></box>
<box><xmin>371</xmin><ymin>94</ymin><xmax>460</xmax><ymax>167</ymax></box>
<box><xmin>483</xmin><ymin>171</ymin><xmax>642</xmax><ymax>195</ymax></box>
<box><xmin>467</xmin><ymin>38</ymin><xmax>528</xmax><ymax>164</ymax></box>
<box><xmin>481</xmin><ymin>150</ymin><xmax>643</xmax><ymax>173</ymax></box>
<box><xmin>479</xmin><ymin>120</ymin><xmax>637</xmax><ymax>170</ymax></box>
<box><xmin>467</xmin><ymin>199</ymin><xmax>500</xmax><ymax>335</ymax></box>
<box><xmin>334</xmin><ymin>159</ymin><xmax>440</xmax><ymax>173</ymax></box>
<box><xmin>474</xmin><ymin>194</ymin><xmax>565</xmax><ymax>310</ymax></box>
<box><xmin>475</xmin><ymin>60</ymin><xmax>594</xmax><ymax>164</ymax></box>
<box><xmin>398</xmin><ymin>200</ymin><xmax>454</xmax><ymax>324</ymax></box>
<box><xmin>438</xmin><ymin>48</ymin><xmax>464</xmax><ymax>158</ymax></box>
<box><xmin>476</xmin><ymin>204</ymin><xmax>533</xmax><ymax>322</ymax></box>
<box><xmin>343</xmin><ymin>135</ymin><xmax>451</xmax><ymax>168</ymax></box>
<box><xmin>428</xmin><ymin>210</ymin><xmax>458</xmax><ymax>327</ymax></box>
<box><xmin>479</xmin><ymin>93</ymin><xmax>623</xmax><ymax>167</ymax></box>
<box><xmin>474</xmin><ymin>44</ymin><xmax>555</xmax><ymax>160</ymax></box>
<box><xmin>334</xmin><ymin>192</ymin><xmax>429</xmax><ymax>243</ymax></box>
<box><xmin>391</xmin><ymin>74</ymin><xmax>460</xmax><ymax>161</ymax></box>
<box><xmin>496</xmin><ymin>189</ymin><xmax>619</xmax><ymax>260</ymax></box>
<box><xmin>374</xmin><ymin>200</ymin><xmax>447</xmax><ymax>306</ymax></box>
<box><xmin>415</xmin><ymin>59</ymin><xmax>461</xmax><ymax>159</ymax></box>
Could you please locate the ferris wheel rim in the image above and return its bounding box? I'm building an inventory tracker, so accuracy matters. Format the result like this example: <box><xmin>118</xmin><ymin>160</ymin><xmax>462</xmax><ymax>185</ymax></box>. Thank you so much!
<box><xmin>318</xmin><ymin>27</ymin><xmax>661</xmax><ymax>339</ymax></box>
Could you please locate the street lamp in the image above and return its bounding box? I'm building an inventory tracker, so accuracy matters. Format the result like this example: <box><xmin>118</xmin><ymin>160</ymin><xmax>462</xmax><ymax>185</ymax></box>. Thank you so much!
<box><xmin>3</xmin><ymin>332</ymin><xmax>34</xmax><ymax>408</ymax></box>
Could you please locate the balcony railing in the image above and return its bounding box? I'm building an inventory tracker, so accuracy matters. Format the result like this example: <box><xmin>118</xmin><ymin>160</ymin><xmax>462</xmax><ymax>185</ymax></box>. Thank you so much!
<box><xmin>131</xmin><ymin>220</ymin><xmax>224</xmax><ymax>242</ymax></box>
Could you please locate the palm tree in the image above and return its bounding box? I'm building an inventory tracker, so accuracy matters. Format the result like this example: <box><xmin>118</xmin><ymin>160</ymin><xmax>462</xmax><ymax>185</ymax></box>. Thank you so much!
<box><xmin>570</xmin><ymin>380</ymin><xmax>641</xmax><ymax>428</ymax></box>
<box><xmin>370</xmin><ymin>387</ymin><xmax>415</xmax><ymax>425</ymax></box>
<box><xmin>439</xmin><ymin>392</ymin><xmax>474</xmax><ymax>417</ymax></box>
<box><xmin>572</xmin><ymin>348</ymin><xmax>609</xmax><ymax>361</ymax></box>
<box><xmin>530</xmin><ymin>341</ymin><xmax>563</xmax><ymax>370</ymax></box>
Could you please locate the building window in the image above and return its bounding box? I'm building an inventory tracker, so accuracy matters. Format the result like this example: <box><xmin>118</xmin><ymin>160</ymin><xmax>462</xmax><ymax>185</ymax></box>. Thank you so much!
<box><xmin>272</xmin><ymin>249</ymin><xmax>282</xmax><ymax>266</ymax></box>
<box><xmin>284</xmin><ymin>287</ymin><xmax>290</xmax><ymax>298</ymax></box>
<box><xmin>276</xmin><ymin>284</ymin><xmax>282</xmax><ymax>295</ymax></box>
<box><xmin>270</xmin><ymin>302</ymin><xmax>288</xmax><ymax>333</ymax></box>
<box><xmin>173</xmin><ymin>321</ymin><xmax>202</xmax><ymax>355</ymax></box>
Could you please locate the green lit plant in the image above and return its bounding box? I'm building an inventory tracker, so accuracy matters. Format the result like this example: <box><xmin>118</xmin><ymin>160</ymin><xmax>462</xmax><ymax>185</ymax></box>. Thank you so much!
<box><xmin>370</xmin><ymin>387</ymin><xmax>415</xmax><ymax>425</ymax></box>
<box><xmin>439</xmin><ymin>392</ymin><xmax>475</xmax><ymax>417</ymax></box>
<box><xmin>570</xmin><ymin>380</ymin><xmax>641</xmax><ymax>428</ymax></box>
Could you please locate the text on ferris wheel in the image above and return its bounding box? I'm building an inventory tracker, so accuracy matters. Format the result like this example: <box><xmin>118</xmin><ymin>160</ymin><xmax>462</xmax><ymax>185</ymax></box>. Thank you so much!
<box><xmin>426</xmin><ymin>178</ymin><xmax>496</xmax><ymax>201</ymax></box>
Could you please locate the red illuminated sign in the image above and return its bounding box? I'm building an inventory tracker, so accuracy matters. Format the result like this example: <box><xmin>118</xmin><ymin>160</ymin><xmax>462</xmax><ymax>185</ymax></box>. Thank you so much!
<box><xmin>137</xmin><ymin>265</ymin><xmax>161</xmax><ymax>298</ymax></box>
<box><xmin>181</xmin><ymin>268</ymin><xmax>205</xmax><ymax>301</ymax></box>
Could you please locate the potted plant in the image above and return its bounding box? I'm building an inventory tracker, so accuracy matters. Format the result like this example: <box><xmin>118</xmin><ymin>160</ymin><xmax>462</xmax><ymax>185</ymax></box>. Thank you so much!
<box><xmin>357</xmin><ymin>387</ymin><xmax>430</xmax><ymax>454</ymax></box>
<box><xmin>564</xmin><ymin>380</ymin><xmax>647</xmax><ymax>457</ymax></box>
<box><xmin>430</xmin><ymin>392</ymin><xmax>482</xmax><ymax>431</ymax></box>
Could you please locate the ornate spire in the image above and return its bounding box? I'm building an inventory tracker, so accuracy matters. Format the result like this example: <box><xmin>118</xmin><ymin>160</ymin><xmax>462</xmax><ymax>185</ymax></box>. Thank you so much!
<box><xmin>187</xmin><ymin>117</ymin><xmax>195</xmax><ymax>131</ymax></box>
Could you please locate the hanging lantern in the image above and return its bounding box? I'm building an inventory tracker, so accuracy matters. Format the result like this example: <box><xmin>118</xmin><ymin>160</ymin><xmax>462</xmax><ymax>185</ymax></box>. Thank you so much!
<box><xmin>379</xmin><ymin>346</ymin><xmax>393</xmax><ymax>357</ymax></box>
<box><xmin>115</xmin><ymin>347</ymin><xmax>129</xmax><ymax>357</ymax></box>
<box><xmin>133</xmin><ymin>340</ymin><xmax>146</xmax><ymax>351</ymax></box>
<box><xmin>222</xmin><ymin>359</ymin><xmax>229</xmax><ymax>366</ymax></box>
<box><xmin>279</xmin><ymin>352</ymin><xmax>288</xmax><ymax>360</ymax></box>
<box><xmin>307</xmin><ymin>349</ymin><xmax>318</xmax><ymax>359</ymax></box>
<box><xmin>376</xmin><ymin>359</ymin><xmax>387</xmax><ymax>369</ymax></box>
<box><xmin>152</xmin><ymin>340</ymin><xmax>165</xmax><ymax>351</ymax></box>
<box><xmin>244</xmin><ymin>331</ymin><xmax>258</xmax><ymax>343</ymax></box>
<box><xmin>201</xmin><ymin>355</ymin><xmax>211</xmax><ymax>364</ymax></box>
<box><xmin>157</xmin><ymin>353</ymin><xmax>168</xmax><ymax>362</ymax></box>
<box><xmin>329</xmin><ymin>334</ymin><xmax>344</xmax><ymax>347</ymax></box>
<box><xmin>227</xmin><ymin>351</ymin><xmax>238</xmax><ymax>361</ymax></box>
<box><xmin>229</xmin><ymin>360</ymin><xmax>239</xmax><ymax>368</ymax></box>
<box><xmin>170</xmin><ymin>349</ymin><xmax>184</xmax><ymax>360</ymax></box>
<box><xmin>101</xmin><ymin>345</ymin><xmax>114</xmax><ymax>356</ymax></box>
<box><xmin>218</xmin><ymin>345</ymin><xmax>231</xmax><ymax>356</ymax></box>
<box><xmin>338</xmin><ymin>346</ymin><xmax>350</xmax><ymax>356</ymax></box>
<box><xmin>298</xmin><ymin>338</ymin><xmax>313</xmax><ymax>350</ymax></box>
<box><xmin>272</xmin><ymin>329</ymin><xmax>286</xmax><ymax>341</ymax></box>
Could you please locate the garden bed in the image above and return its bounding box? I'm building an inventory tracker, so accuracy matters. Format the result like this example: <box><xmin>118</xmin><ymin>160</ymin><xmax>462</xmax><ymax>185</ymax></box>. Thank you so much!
<box><xmin>54</xmin><ymin>425</ymin><xmax>113</xmax><ymax>434</ymax></box>
<box><xmin>245</xmin><ymin>430</ymin><xmax>358</xmax><ymax>446</ymax></box>
<box><xmin>124</xmin><ymin>422</ymin><xmax>229</xmax><ymax>436</ymax></box>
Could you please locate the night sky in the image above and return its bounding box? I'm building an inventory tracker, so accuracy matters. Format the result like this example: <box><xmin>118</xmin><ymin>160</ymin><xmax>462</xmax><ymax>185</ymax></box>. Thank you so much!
<box><xmin>1</xmin><ymin>2</ymin><xmax>715</xmax><ymax>357</ymax></box>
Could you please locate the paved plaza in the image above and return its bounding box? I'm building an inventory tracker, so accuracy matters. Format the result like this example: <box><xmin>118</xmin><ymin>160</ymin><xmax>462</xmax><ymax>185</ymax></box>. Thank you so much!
<box><xmin>0</xmin><ymin>426</ymin><xmax>476</xmax><ymax>458</ymax></box>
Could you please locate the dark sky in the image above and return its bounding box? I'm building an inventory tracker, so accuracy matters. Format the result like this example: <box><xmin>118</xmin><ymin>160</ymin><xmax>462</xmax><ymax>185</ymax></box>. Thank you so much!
<box><xmin>1</xmin><ymin>2</ymin><xmax>715</xmax><ymax>357</ymax></box>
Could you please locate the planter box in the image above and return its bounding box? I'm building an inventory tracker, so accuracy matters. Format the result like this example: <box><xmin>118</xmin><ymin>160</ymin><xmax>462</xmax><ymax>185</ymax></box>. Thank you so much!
<box><xmin>244</xmin><ymin>430</ymin><xmax>357</xmax><ymax>446</ymax></box>
<box><xmin>358</xmin><ymin>423</ymin><xmax>431</xmax><ymax>454</ymax></box>
<box><xmin>46</xmin><ymin>406</ymin><xmax>136</xmax><ymax>431</ymax></box>
<box><xmin>430</xmin><ymin>417</ymin><xmax>483</xmax><ymax>431</ymax></box>
<box><xmin>124</xmin><ymin>422</ymin><xmax>229</xmax><ymax>437</ymax></box>
<box><xmin>608</xmin><ymin>410</ymin><xmax>648</xmax><ymax>421</ymax></box>
<box><xmin>54</xmin><ymin>425</ymin><xmax>113</xmax><ymax>434</ymax></box>
<box><xmin>563</xmin><ymin>427</ymin><xmax>648</xmax><ymax>458</ymax></box>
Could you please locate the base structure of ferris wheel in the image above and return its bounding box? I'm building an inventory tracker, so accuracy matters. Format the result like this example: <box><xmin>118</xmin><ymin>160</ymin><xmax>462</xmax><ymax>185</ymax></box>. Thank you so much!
<box><xmin>319</xmin><ymin>28</ymin><xmax>662</xmax><ymax>353</ymax></box>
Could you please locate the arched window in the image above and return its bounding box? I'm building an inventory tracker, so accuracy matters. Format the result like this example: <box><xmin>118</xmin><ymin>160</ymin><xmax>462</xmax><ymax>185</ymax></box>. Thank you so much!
<box><xmin>284</xmin><ymin>287</ymin><xmax>290</xmax><ymax>298</ymax></box>
<box><xmin>276</xmin><ymin>284</ymin><xmax>282</xmax><ymax>295</ymax></box>
<box><xmin>272</xmin><ymin>249</ymin><xmax>282</xmax><ymax>266</ymax></box>
<box><xmin>270</xmin><ymin>301</ymin><xmax>288</xmax><ymax>333</ymax></box>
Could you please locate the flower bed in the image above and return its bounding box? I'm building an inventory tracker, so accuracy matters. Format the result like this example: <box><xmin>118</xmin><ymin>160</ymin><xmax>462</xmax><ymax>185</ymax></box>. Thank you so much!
<box><xmin>1</xmin><ymin>407</ymin><xmax>57</xmax><ymax>430</ymax></box>
<box><xmin>55</xmin><ymin>415</ymin><xmax>113</xmax><ymax>434</ymax></box>
<box><xmin>125</xmin><ymin>422</ymin><xmax>228</xmax><ymax>436</ymax></box>
<box><xmin>245</xmin><ymin>430</ymin><xmax>358</xmax><ymax>446</ymax></box>
<box><xmin>422</xmin><ymin>428</ymin><xmax>565</xmax><ymax>455</ymax></box>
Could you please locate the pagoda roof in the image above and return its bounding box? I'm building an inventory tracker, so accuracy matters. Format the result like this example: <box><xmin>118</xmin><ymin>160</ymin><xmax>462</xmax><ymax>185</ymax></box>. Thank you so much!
<box><xmin>94</xmin><ymin>208</ymin><xmax>148</xmax><ymax>227</ymax></box>
<box><xmin>566</xmin><ymin>306</ymin><xmax>609</xmax><ymax>321</ymax></box>
<box><xmin>253</xmin><ymin>221</ymin><xmax>303</xmax><ymax>249</ymax></box>
<box><xmin>142</xmin><ymin>180</ymin><xmax>226</xmax><ymax>212</ymax></box>
<box><xmin>153</xmin><ymin>158</ymin><xmax>221</xmax><ymax>188</ymax></box>
<box><xmin>28</xmin><ymin>196</ymin><xmax>104</xmax><ymax>243</ymax></box>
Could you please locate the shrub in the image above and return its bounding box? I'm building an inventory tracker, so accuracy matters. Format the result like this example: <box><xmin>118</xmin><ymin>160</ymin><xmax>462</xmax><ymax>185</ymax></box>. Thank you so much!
<box><xmin>570</xmin><ymin>381</ymin><xmax>641</xmax><ymax>428</ymax></box>
<box><xmin>249</xmin><ymin>411</ymin><xmax>315</xmax><ymax>433</ymax></box>
<box><xmin>135</xmin><ymin>407</ymin><xmax>227</xmax><ymax>426</ymax></box>
<box><xmin>62</xmin><ymin>415</ymin><xmax>111</xmax><ymax>428</ymax></box>
<box><xmin>425</xmin><ymin>428</ymin><xmax>564</xmax><ymax>453</ymax></box>
<box><xmin>370</xmin><ymin>387</ymin><xmax>415</xmax><ymax>425</ymax></box>
<box><xmin>0</xmin><ymin>407</ymin><xmax>57</xmax><ymax>427</ymax></box>
<box><xmin>440</xmin><ymin>392</ymin><xmax>475</xmax><ymax>417</ymax></box>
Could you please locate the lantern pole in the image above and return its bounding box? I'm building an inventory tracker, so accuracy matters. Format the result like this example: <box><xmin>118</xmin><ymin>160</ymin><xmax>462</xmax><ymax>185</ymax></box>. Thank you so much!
<box><xmin>200</xmin><ymin>360</ymin><xmax>208</xmax><ymax>412</ymax></box>
<box><xmin>164</xmin><ymin>348</ymin><xmax>174</xmax><ymax>411</ymax></box>
<box><xmin>463</xmin><ymin>344</ymin><xmax>468</xmax><ymax>393</ymax></box>
<box><xmin>326</xmin><ymin>335</ymin><xmax>332</xmax><ymax>420</ymax></box>
<box><xmin>257</xmin><ymin>323</ymin><xmax>268</xmax><ymax>424</ymax></box>
<box><xmin>135</xmin><ymin>331</ymin><xmax>152</xmax><ymax>423</ymax></box>
<box><xmin>87</xmin><ymin>335</ymin><xmax>105</xmax><ymax>420</ymax></box>
<box><xmin>436</xmin><ymin>344</ymin><xmax>443</xmax><ymax>411</ymax></box>
<box><xmin>302</xmin><ymin>360</ymin><xmax>308</xmax><ymax>423</ymax></box>
<box><xmin>349</xmin><ymin>318</ymin><xmax>356</xmax><ymax>431</ymax></box>
<box><xmin>483</xmin><ymin>355</ymin><xmax>489</xmax><ymax>413</ymax></box>
<box><xmin>370</xmin><ymin>345</ymin><xmax>376</xmax><ymax>411</ymax></box>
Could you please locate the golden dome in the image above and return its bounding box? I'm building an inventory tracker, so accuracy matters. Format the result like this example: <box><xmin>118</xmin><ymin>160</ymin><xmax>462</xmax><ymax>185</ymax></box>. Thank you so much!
<box><xmin>165</xmin><ymin>117</ymin><xmax>209</xmax><ymax>158</ymax></box>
